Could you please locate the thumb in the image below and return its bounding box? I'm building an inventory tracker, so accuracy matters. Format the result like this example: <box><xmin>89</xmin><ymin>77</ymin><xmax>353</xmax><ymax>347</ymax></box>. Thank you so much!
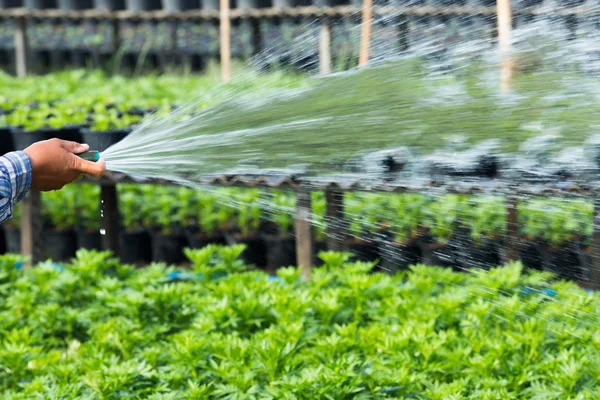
<box><xmin>73</xmin><ymin>156</ymin><xmax>105</xmax><ymax>178</ymax></box>
<box><xmin>60</xmin><ymin>140</ymin><xmax>89</xmax><ymax>154</ymax></box>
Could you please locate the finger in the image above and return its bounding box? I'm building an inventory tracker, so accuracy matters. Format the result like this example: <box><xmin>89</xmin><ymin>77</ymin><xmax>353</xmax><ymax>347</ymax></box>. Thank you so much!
<box><xmin>72</xmin><ymin>156</ymin><xmax>105</xmax><ymax>177</ymax></box>
<box><xmin>60</xmin><ymin>140</ymin><xmax>89</xmax><ymax>154</ymax></box>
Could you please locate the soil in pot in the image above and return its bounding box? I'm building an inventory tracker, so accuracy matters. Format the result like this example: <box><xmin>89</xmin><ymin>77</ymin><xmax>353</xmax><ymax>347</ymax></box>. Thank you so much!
<box><xmin>343</xmin><ymin>238</ymin><xmax>380</xmax><ymax>263</ymax></box>
<box><xmin>378</xmin><ymin>240</ymin><xmax>421</xmax><ymax>273</ymax></box>
<box><xmin>265</xmin><ymin>235</ymin><xmax>296</xmax><ymax>274</ymax></box>
<box><xmin>119</xmin><ymin>230</ymin><xmax>152</xmax><ymax>265</ymax></box>
<box><xmin>0</xmin><ymin>128</ymin><xmax>16</xmax><ymax>156</ymax></box>
<box><xmin>44</xmin><ymin>229</ymin><xmax>78</xmax><ymax>262</ymax></box>
<box><xmin>77</xmin><ymin>230</ymin><xmax>102</xmax><ymax>251</ymax></box>
<box><xmin>539</xmin><ymin>242</ymin><xmax>582</xmax><ymax>281</ymax></box>
<box><xmin>12</xmin><ymin>127</ymin><xmax>83</xmax><ymax>151</ymax></box>
<box><xmin>152</xmin><ymin>233</ymin><xmax>189</xmax><ymax>264</ymax></box>
<box><xmin>3</xmin><ymin>227</ymin><xmax>20</xmax><ymax>254</ymax></box>
<box><xmin>226</xmin><ymin>234</ymin><xmax>267</xmax><ymax>268</ymax></box>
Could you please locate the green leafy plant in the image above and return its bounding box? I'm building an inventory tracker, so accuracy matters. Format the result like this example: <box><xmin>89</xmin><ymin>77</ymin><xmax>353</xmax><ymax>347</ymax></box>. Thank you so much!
<box><xmin>270</xmin><ymin>191</ymin><xmax>295</xmax><ymax>238</ymax></box>
<box><xmin>232</xmin><ymin>189</ymin><xmax>261</xmax><ymax>237</ymax></box>
<box><xmin>42</xmin><ymin>189</ymin><xmax>78</xmax><ymax>230</ymax></box>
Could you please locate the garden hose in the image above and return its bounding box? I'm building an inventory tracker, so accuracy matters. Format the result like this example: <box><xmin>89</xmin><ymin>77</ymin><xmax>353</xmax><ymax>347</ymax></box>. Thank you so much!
<box><xmin>77</xmin><ymin>151</ymin><xmax>101</xmax><ymax>162</ymax></box>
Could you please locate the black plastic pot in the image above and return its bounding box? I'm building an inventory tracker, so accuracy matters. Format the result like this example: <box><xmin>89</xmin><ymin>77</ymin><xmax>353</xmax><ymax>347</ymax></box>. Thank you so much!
<box><xmin>419</xmin><ymin>240</ymin><xmax>456</xmax><ymax>268</ymax></box>
<box><xmin>11</xmin><ymin>127</ymin><xmax>83</xmax><ymax>151</ymax></box>
<box><xmin>77</xmin><ymin>230</ymin><xmax>102</xmax><ymax>251</ymax></box>
<box><xmin>80</xmin><ymin>128</ymin><xmax>131</xmax><ymax>152</ymax></box>
<box><xmin>57</xmin><ymin>0</ymin><xmax>93</xmax><ymax>9</ymax></box>
<box><xmin>226</xmin><ymin>234</ymin><xmax>267</xmax><ymax>268</ymax></box>
<box><xmin>186</xmin><ymin>232</ymin><xmax>226</xmax><ymax>248</ymax></box>
<box><xmin>454</xmin><ymin>237</ymin><xmax>502</xmax><ymax>271</ymax></box>
<box><xmin>237</xmin><ymin>0</ymin><xmax>269</xmax><ymax>9</ymax></box>
<box><xmin>539</xmin><ymin>242</ymin><xmax>582</xmax><ymax>281</ymax></box>
<box><xmin>0</xmin><ymin>228</ymin><xmax>6</xmax><ymax>254</ymax></box>
<box><xmin>94</xmin><ymin>0</ymin><xmax>126</xmax><ymax>9</ymax></box>
<box><xmin>379</xmin><ymin>241</ymin><xmax>421</xmax><ymax>273</ymax></box>
<box><xmin>119</xmin><ymin>231</ymin><xmax>152</xmax><ymax>264</ymax></box>
<box><xmin>125</xmin><ymin>0</ymin><xmax>162</xmax><ymax>11</ymax></box>
<box><xmin>312</xmin><ymin>240</ymin><xmax>327</xmax><ymax>266</ymax></box>
<box><xmin>0</xmin><ymin>128</ymin><xmax>16</xmax><ymax>156</ymax></box>
<box><xmin>163</xmin><ymin>0</ymin><xmax>200</xmax><ymax>10</ymax></box>
<box><xmin>0</xmin><ymin>0</ymin><xmax>23</xmax><ymax>8</ymax></box>
<box><xmin>44</xmin><ymin>229</ymin><xmax>77</xmax><ymax>262</ymax></box>
<box><xmin>517</xmin><ymin>239</ymin><xmax>543</xmax><ymax>271</ymax></box>
<box><xmin>152</xmin><ymin>233</ymin><xmax>188</xmax><ymax>264</ymax></box>
<box><xmin>265</xmin><ymin>236</ymin><xmax>296</xmax><ymax>273</ymax></box>
<box><xmin>343</xmin><ymin>239</ymin><xmax>380</xmax><ymax>263</ymax></box>
<box><xmin>24</xmin><ymin>0</ymin><xmax>56</xmax><ymax>8</ymax></box>
<box><xmin>3</xmin><ymin>227</ymin><xmax>20</xmax><ymax>254</ymax></box>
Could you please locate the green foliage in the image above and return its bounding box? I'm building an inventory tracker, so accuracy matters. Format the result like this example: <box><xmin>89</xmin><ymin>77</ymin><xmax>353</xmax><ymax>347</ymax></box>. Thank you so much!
<box><xmin>232</xmin><ymin>189</ymin><xmax>262</xmax><ymax>237</ymax></box>
<box><xmin>423</xmin><ymin>195</ymin><xmax>462</xmax><ymax>243</ymax></box>
<box><xmin>75</xmin><ymin>184</ymin><xmax>101</xmax><ymax>231</ymax></box>
<box><xmin>0</xmin><ymin>251</ymin><xmax>599</xmax><ymax>398</ymax></box>
<box><xmin>41</xmin><ymin>188</ymin><xmax>78</xmax><ymax>229</ymax></box>
<box><xmin>311</xmin><ymin>192</ymin><xmax>327</xmax><ymax>242</ymax></box>
<box><xmin>271</xmin><ymin>191</ymin><xmax>295</xmax><ymax>238</ymax></box>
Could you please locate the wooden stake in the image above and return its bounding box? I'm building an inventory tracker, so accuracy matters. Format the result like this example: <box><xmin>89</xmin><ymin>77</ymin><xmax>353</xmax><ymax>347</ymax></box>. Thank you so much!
<box><xmin>295</xmin><ymin>189</ymin><xmax>313</xmax><ymax>280</ymax></box>
<box><xmin>220</xmin><ymin>0</ymin><xmax>231</xmax><ymax>82</ymax></box>
<box><xmin>358</xmin><ymin>0</ymin><xmax>373</xmax><ymax>69</ymax></box>
<box><xmin>325</xmin><ymin>189</ymin><xmax>346</xmax><ymax>252</ymax></box>
<box><xmin>14</xmin><ymin>16</ymin><xmax>28</xmax><ymax>78</ymax></box>
<box><xmin>496</xmin><ymin>0</ymin><xmax>512</xmax><ymax>92</ymax></box>
<box><xmin>21</xmin><ymin>190</ymin><xmax>43</xmax><ymax>267</ymax></box>
<box><xmin>588</xmin><ymin>200</ymin><xmax>600</xmax><ymax>290</ymax></box>
<box><xmin>319</xmin><ymin>17</ymin><xmax>331</xmax><ymax>75</ymax></box>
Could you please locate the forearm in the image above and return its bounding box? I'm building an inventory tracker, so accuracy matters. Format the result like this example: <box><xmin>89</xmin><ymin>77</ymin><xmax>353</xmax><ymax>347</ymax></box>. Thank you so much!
<box><xmin>0</xmin><ymin>151</ymin><xmax>32</xmax><ymax>224</ymax></box>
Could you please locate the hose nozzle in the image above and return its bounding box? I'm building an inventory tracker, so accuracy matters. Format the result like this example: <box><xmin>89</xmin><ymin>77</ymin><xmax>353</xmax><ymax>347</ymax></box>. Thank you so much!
<box><xmin>78</xmin><ymin>151</ymin><xmax>100</xmax><ymax>162</ymax></box>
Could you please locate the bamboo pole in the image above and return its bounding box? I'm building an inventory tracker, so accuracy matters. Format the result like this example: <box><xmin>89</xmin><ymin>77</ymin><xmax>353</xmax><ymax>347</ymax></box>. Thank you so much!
<box><xmin>358</xmin><ymin>0</ymin><xmax>373</xmax><ymax>69</ymax></box>
<box><xmin>319</xmin><ymin>17</ymin><xmax>331</xmax><ymax>75</ymax></box>
<box><xmin>14</xmin><ymin>16</ymin><xmax>28</xmax><ymax>78</ymax></box>
<box><xmin>295</xmin><ymin>190</ymin><xmax>314</xmax><ymax>280</ymax></box>
<box><xmin>220</xmin><ymin>0</ymin><xmax>231</xmax><ymax>82</ymax></box>
<box><xmin>496</xmin><ymin>0</ymin><xmax>512</xmax><ymax>92</ymax></box>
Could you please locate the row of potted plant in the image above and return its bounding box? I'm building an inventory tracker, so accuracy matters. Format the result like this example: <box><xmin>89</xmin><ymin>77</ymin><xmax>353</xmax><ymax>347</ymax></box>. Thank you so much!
<box><xmin>1</xmin><ymin>184</ymin><xmax>594</xmax><ymax>281</ymax></box>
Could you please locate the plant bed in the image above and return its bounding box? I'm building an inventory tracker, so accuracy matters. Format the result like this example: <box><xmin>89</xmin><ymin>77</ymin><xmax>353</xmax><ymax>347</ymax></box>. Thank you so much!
<box><xmin>378</xmin><ymin>240</ymin><xmax>421</xmax><ymax>273</ymax></box>
<box><xmin>152</xmin><ymin>232</ymin><xmax>189</xmax><ymax>264</ymax></box>
<box><xmin>43</xmin><ymin>229</ymin><xmax>78</xmax><ymax>261</ymax></box>
<box><xmin>80</xmin><ymin>128</ymin><xmax>131</xmax><ymax>152</ymax></box>
<box><xmin>11</xmin><ymin>127</ymin><xmax>83</xmax><ymax>151</ymax></box>
<box><xmin>264</xmin><ymin>235</ymin><xmax>296</xmax><ymax>273</ymax></box>
<box><xmin>119</xmin><ymin>230</ymin><xmax>152</xmax><ymax>264</ymax></box>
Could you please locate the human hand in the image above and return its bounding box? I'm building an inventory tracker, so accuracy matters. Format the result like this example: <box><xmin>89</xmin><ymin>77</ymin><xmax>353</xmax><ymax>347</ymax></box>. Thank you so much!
<box><xmin>24</xmin><ymin>139</ymin><xmax>105</xmax><ymax>191</ymax></box>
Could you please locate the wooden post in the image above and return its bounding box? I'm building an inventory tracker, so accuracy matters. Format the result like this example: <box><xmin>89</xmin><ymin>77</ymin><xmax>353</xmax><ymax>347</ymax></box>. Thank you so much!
<box><xmin>100</xmin><ymin>184</ymin><xmax>120</xmax><ymax>256</ymax></box>
<box><xmin>14</xmin><ymin>16</ymin><xmax>28</xmax><ymax>78</ymax></box>
<box><xmin>325</xmin><ymin>189</ymin><xmax>346</xmax><ymax>252</ymax></box>
<box><xmin>220</xmin><ymin>0</ymin><xmax>231</xmax><ymax>82</ymax></box>
<box><xmin>358</xmin><ymin>0</ymin><xmax>373</xmax><ymax>69</ymax></box>
<box><xmin>319</xmin><ymin>17</ymin><xmax>331</xmax><ymax>75</ymax></box>
<box><xmin>21</xmin><ymin>190</ymin><xmax>43</xmax><ymax>266</ymax></box>
<box><xmin>295</xmin><ymin>189</ymin><xmax>313</xmax><ymax>279</ymax></box>
<box><xmin>505</xmin><ymin>195</ymin><xmax>518</xmax><ymax>262</ymax></box>
<box><xmin>588</xmin><ymin>200</ymin><xmax>600</xmax><ymax>290</ymax></box>
<box><xmin>496</xmin><ymin>0</ymin><xmax>512</xmax><ymax>92</ymax></box>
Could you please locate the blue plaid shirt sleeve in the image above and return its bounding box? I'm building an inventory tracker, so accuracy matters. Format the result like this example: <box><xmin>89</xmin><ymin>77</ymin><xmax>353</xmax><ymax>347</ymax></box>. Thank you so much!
<box><xmin>0</xmin><ymin>151</ymin><xmax>32</xmax><ymax>224</ymax></box>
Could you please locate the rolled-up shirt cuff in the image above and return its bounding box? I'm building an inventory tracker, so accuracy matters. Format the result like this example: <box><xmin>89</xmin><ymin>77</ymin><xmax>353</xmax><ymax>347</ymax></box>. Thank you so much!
<box><xmin>0</xmin><ymin>151</ymin><xmax>32</xmax><ymax>204</ymax></box>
